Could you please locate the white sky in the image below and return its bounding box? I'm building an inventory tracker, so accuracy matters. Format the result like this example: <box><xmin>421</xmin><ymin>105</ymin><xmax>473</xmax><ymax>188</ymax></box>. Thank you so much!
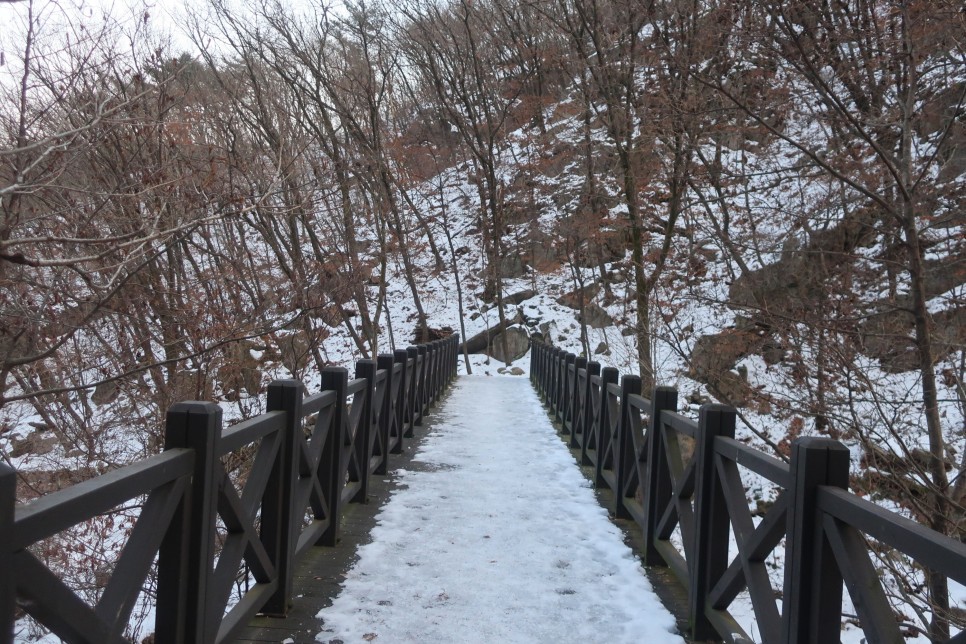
<box><xmin>315</xmin><ymin>375</ymin><xmax>684</xmax><ymax>643</ymax></box>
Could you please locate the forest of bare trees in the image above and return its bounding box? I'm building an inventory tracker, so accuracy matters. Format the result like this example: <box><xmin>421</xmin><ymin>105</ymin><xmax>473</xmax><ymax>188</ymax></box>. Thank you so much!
<box><xmin>1</xmin><ymin>0</ymin><xmax>964</xmax><ymax>639</ymax></box>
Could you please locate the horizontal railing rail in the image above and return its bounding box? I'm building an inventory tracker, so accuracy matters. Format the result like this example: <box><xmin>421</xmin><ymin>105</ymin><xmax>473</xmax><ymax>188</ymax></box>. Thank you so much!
<box><xmin>2</xmin><ymin>334</ymin><xmax>459</xmax><ymax>644</ymax></box>
<box><xmin>530</xmin><ymin>340</ymin><xmax>966</xmax><ymax>643</ymax></box>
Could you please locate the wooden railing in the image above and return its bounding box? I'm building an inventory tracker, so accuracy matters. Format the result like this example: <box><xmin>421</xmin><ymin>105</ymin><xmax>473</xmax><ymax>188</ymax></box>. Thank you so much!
<box><xmin>530</xmin><ymin>340</ymin><xmax>966</xmax><ymax>643</ymax></box>
<box><xmin>1</xmin><ymin>334</ymin><xmax>459</xmax><ymax>644</ymax></box>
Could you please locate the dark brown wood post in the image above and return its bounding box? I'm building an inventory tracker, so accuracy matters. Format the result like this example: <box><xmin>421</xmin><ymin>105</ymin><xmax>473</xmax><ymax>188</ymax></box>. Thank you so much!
<box><xmin>354</xmin><ymin>359</ymin><xmax>377</xmax><ymax>502</ymax></box>
<box><xmin>580</xmin><ymin>361</ymin><xmax>601</xmax><ymax>466</ymax></box>
<box><xmin>543</xmin><ymin>344</ymin><xmax>551</xmax><ymax>397</ymax></box>
<box><xmin>615</xmin><ymin>374</ymin><xmax>641</xmax><ymax>520</ymax></box>
<box><xmin>394</xmin><ymin>349</ymin><xmax>412</xmax><ymax>439</ymax></box>
<box><xmin>537</xmin><ymin>342</ymin><xmax>547</xmax><ymax>392</ymax></box>
<box><xmin>690</xmin><ymin>403</ymin><xmax>736</xmax><ymax>640</ymax></box>
<box><xmin>450</xmin><ymin>334</ymin><xmax>458</xmax><ymax>380</ymax></box>
<box><xmin>533</xmin><ymin>342</ymin><xmax>542</xmax><ymax>391</ymax></box>
<box><xmin>407</xmin><ymin>347</ymin><xmax>420</xmax><ymax>427</ymax></box>
<box><xmin>783</xmin><ymin>437</ymin><xmax>850</xmax><ymax>644</ymax></box>
<box><xmin>377</xmin><ymin>354</ymin><xmax>396</xmax><ymax>465</ymax></box>
<box><xmin>643</xmin><ymin>386</ymin><xmax>678</xmax><ymax>566</ymax></box>
<box><xmin>550</xmin><ymin>348</ymin><xmax>562</xmax><ymax>414</ymax></box>
<box><xmin>161</xmin><ymin>401</ymin><xmax>222</xmax><ymax>643</ymax></box>
<box><xmin>261</xmin><ymin>380</ymin><xmax>303</xmax><ymax>616</ymax></box>
<box><xmin>560</xmin><ymin>353</ymin><xmax>576</xmax><ymax>424</ymax></box>
<box><xmin>557</xmin><ymin>350</ymin><xmax>569</xmax><ymax>419</ymax></box>
<box><xmin>416</xmin><ymin>345</ymin><xmax>428</xmax><ymax>422</ymax></box>
<box><xmin>430</xmin><ymin>340</ymin><xmax>441</xmax><ymax>403</ymax></box>
<box><xmin>424</xmin><ymin>342</ymin><xmax>435</xmax><ymax>407</ymax></box>
<box><xmin>1</xmin><ymin>463</ymin><xmax>15</xmax><ymax>644</ymax></box>
<box><xmin>569</xmin><ymin>357</ymin><xmax>588</xmax><ymax>448</ymax></box>
<box><xmin>594</xmin><ymin>367</ymin><xmax>620</xmax><ymax>487</ymax></box>
<box><xmin>319</xmin><ymin>367</ymin><xmax>348</xmax><ymax>546</ymax></box>
<box><xmin>544</xmin><ymin>346</ymin><xmax>553</xmax><ymax>405</ymax></box>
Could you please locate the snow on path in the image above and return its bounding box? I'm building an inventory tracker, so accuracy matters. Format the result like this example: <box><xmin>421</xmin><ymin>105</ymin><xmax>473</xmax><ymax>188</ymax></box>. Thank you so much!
<box><xmin>315</xmin><ymin>375</ymin><xmax>684</xmax><ymax>644</ymax></box>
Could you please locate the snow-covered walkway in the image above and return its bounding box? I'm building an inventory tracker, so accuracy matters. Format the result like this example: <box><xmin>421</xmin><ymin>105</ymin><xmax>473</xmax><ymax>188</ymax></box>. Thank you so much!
<box><xmin>314</xmin><ymin>375</ymin><xmax>684</xmax><ymax>644</ymax></box>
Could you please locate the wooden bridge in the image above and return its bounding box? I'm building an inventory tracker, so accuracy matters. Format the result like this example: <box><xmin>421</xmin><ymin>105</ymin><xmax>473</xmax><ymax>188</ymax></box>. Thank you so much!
<box><xmin>2</xmin><ymin>335</ymin><xmax>966</xmax><ymax>643</ymax></box>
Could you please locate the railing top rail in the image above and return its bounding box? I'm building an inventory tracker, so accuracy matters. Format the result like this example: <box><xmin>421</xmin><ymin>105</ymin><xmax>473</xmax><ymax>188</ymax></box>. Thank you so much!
<box><xmin>303</xmin><ymin>389</ymin><xmax>337</xmax><ymax>416</ymax></box>
<box><xmin>12</xmin><ymin>449</ymin><xmax>194</xmax><ymax>550</ymax></box>
<box><xmin>606</xmin><ymin>382</ymin><xmax>622</xmax><ymax>397</ymax></box>
<box><xmin>220</xmin><ymin>410</ymin><xmax>287</xmax><ymax>455</ymax></box>
<box><xmin>714</xmin><ymin>435</ymin><xmax>790</xmax><ymax>487</ymax></box>
<box><xmin>818</xmin><ymin>486</ymin><xmax>966</xmax><ymax>584</ymax></box>
<box><xmin>626</xmin><ymin>393</ymin><xmax>652</xmax><ymax>412</ymax></box>
<box><xmin>661</xmin><ymin>410</ymin><xmax>698</xmax><ymax>438</ymax></box>
<box><xmin>347</xmin><ymin>377</ymin><xmax>368</xmax><ymax>396</ymax></box>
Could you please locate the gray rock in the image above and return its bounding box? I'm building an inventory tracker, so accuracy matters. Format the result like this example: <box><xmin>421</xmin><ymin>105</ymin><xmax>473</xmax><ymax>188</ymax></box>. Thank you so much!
<box><xmin>579</xmin><ymin>303</ymin><xmax>613</xmax><ymax>329</ymax></box>
<box><xmin>489</xmin><ymin>326</ymin><xmax>531</xmax><ymax>364</ymax></box>
<box><xmin>504</xmin><ymin>289</ymin><xmax>537</xmax><ymax>305</ymax></box>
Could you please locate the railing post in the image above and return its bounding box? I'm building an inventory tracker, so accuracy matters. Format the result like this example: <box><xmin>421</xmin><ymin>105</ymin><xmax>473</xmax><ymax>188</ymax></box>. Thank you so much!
<box><xmin>643</xmin><ymin>386</ymin><xmax>678</xmax><ymax>566</ymax></box>
<box><xmin>430</xmin><ymin>340</ymin><xmax>440</xmax><ymax>403</ymax></box>
<box><xmin>543</xmin><ymin>346</ymin><xmax>553</xmax><ymax>405</ymax></box>
<box><xmin>451</xmin><ymin>334</ymin><xmax>458</xmax><ymax>379</ymax></box>
<box><xmin>377</xmin><ymin>354</ymin><xmax>397</xmax><ymax>465</ymax></box>
<box><xmin>407</xmin><ymin>346</ymin><xmax>421</xmax><ymax>427</ymax></box>
<box><xmin>451</xmin><ymin>334</ymin><xmax>458</xmax><ymax>380</ymax></box>
<box><xmin>560</xmin><ymin>353</ymin><xmax>575</xmax><ymax>424</ymax></box>
<box><xmin>160</xmin><ymin>401</ymin><xmax>222</xmax><ymax>643</ymax></box>
<box><xmin>1</xmin><ymin>464</ymin><xmax>15</xmax><ymax>644</ymax></box>
<box><xmin>595</xmin><ymin>367</ymin><xmax>620</xmax><ymax>487</ymax></box>
<box><xmin>614</xmin><ymin>374</ymin><xmax>641</xmax><ymax>520</ymax></box>
<box><xmin>320</xmin><ymin>367</ymin><xmax>348</xmax><ymax>546</ymax></box>
<box><xmin>690</xmin><ymin>404</ymin><xmax>736</xmax><ymax>640</ymax></box>
<box><xmin>354</xmin><ymin>359</ymin><xmax>377</xmax><ymax>502</ymax></box>
<box><xmin>543</xmin><ymin>345</ymin><xmax>552</xmax><ymax>398</ymax></box>
<box><xmin>419</xmin><ymin>345</ymin><xmax>430</xmax><ymax>420</ymax></box>
<box><xmin>537</xmin><ymin>343</ymin><xmax>547</xmax><ymax>396</ymax></box>
<box><xmin>580</xmin><ymin>361</ymin><xmax>601</xmax><ymax>465</ymax></box>
<box><xmin>394</xmin><ymin>349</ymin><xmax>412</xmax><ymax>439</ymax></box>
<box><xmin>436</xmin><ymin>339</ymin><xmax>443</xmax><ymax>395</ymax></box>
<box><xmin>550</xmin><ymin>348</ymin><xmax>561</xmax><ymax>413</ymax></box>
<box><xmin>569</xmin><ymin>357</ymin><xmax>588</xmax><ymax>448</ymax></box>
<box><xmin>530</xmin><ymin>341</ymin><xmax>537</xmax><ymax>386</ymax></box>
<box><xmin>424</xmin><ymin>342</ymin><xmax>434</xmax><ymax>407</ymax></box>
<box><xmin>783</xmin><ymin>437</ymin><xmax>850</xmax><ymax>644</ymax></box>
<box><xmin>260</xmin><ymin>379</ymin><xmax>302</xmax><ymax>616</ymax></box>
<box><xmin>540</xmin><ymin>344</ymin><xmax>548</xmax><ymax>395</ymax></box>
<box><xmin>556</xmin><ymin>349</ymin><xmax>568</xmax><ymax>418</ymax></box>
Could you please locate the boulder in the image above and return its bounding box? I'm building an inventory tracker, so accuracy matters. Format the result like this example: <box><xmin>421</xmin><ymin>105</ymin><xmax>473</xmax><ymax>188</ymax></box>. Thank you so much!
<box><xmin>461</xmin><ymin>311</ymin><xmax>524</xmax><ymax>354</ymax></box>
<box><xmin>690</xmin><ymin>329</ymin><xmax>763</xmax><ymax>383</ymax></box>
<box><xmin>557</xmin><ymin>284</ymin><xmax>600</xmax><ymax>309</ymax></box>
<box><xmin>504</xmin><ymin>289</ymin><xmax>537</xmax><ymax>306</ymax></box>
<box><xmin>579</xmin><ymin>303</ymin><xmax>613</xmax><ymax>329</ymax></box>
<box><xmin>488</xmin><ymin>326</ymin><xmax>530</xmax><ymax>364</ymax></box>
<box><xmin>499</xmin><ymin>254</ymin><xmax>527</xmax><ymax>279</ymax></box>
